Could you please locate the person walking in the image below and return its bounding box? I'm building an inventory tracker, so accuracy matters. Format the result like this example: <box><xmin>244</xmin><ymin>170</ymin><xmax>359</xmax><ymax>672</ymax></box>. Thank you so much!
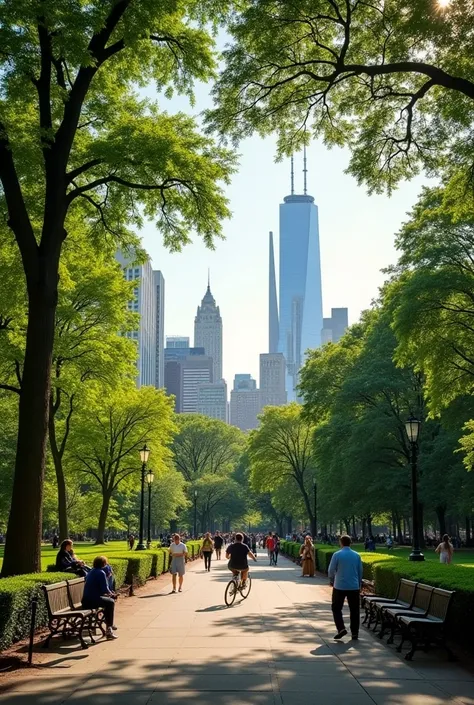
<box><xmin>273</xmin><ymin>534</ymin><xmax>281</xmax><ymax>564</ymax></box>
<box><xmin>266</xmin><ymin>532</ymin><xmax>275</xmax><ymax>565</ymax></box>
<box><xmin>300</xmin><ymin>536</ymin><xmax>315</xmax><ymax>577</ymax></box>
<box><xmin>201</xmin><ymin>532</ymin><xmax>214</xmax><ymax>572</ymax></box>
<box><xmin>169</xmin><ymin>533</ymin><xmax>188</xmax><ymax>593</ymax></box>
<box><xmin>328</xmin><ymin>535</ymin><xmax>363</xmax><ymax>640</ymax></box>
<box><xmin>213</xmin><ymin>531</ymin><xmax>224</xmax><ymax>560</ymax></box>
<box><xmin>436</xmin><ymin>534</ymin><xmax>454</xmax><ymax>564</ymax></box>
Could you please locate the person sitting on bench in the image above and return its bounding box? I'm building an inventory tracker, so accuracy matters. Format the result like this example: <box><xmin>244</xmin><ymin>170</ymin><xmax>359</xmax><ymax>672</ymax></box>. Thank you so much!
<box><xmin>55</xmin><ymin>539</ymin><xmax>90</xmax><ymax>577</ymax></box>
<box><xmin>82</xmin><ymin>555</ymin><xmax>118</xmax><ymax>640</ymax></box>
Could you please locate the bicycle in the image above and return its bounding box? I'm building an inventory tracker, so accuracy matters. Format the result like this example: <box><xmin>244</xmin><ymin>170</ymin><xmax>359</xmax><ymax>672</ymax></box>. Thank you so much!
<box><xmin>224</xmin><ymin>570</ymin><xmax>252</xmax><ymax>606</ymax></box>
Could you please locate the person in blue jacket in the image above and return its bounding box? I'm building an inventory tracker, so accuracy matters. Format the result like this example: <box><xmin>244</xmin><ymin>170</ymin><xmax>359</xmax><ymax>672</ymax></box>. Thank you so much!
<box><xmin>82</xmin><ymin>555</ymin><xmax>118</xmax><ymax>640</ymax></box>
<box><xmin>328</xmin><ymin>535</ymin><xmax>363</xmax><ymax>641</ymax></box>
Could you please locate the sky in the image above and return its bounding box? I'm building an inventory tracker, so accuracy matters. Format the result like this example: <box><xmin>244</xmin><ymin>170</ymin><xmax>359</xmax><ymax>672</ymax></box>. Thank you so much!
<box><xmin>139</xmin><ymin>73</ymin><xmax>428</xmax><ymax>388</ymax></box>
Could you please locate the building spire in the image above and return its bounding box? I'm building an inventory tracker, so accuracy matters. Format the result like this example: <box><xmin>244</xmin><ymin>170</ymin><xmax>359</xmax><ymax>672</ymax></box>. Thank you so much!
<box><xmin>290</xmin><ymin>155</ymin><xmax>294</xmax><ymax>195</ymax></box>
<box><xmin>303</xmin><ymin>146</ymin><xmax>308</xmax><ymax>195</ymax></box>
<box><xmin>207</xmin><ymin>267</ymin><xmax>210</xmax><ymax>291</ymax></box>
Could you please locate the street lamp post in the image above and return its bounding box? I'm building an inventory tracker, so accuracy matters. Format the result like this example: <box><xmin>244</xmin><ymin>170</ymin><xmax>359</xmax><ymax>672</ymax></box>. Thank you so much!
<box><xmin>312</xmin><ymin>480</ymin><xmax>317</xmax><ymax>539</ymax></box>
<box><xmin>405</xmin><ymin>418</ymin><xmax>424</xmax><ymax>562</ymax></box>
<box><xmin>193</xmin><ymin>490</ymin><xmax>198</xmax><ymax>538</ymax></box>
<box><xmin>136</xmin><ymin>444</ymin><xmax>150</xmax><ymax>551</ymax></box>
<box><xmin>146</xmin><ymin>470</ymin><xmax>154</xmax><ymax>548</ymax></box>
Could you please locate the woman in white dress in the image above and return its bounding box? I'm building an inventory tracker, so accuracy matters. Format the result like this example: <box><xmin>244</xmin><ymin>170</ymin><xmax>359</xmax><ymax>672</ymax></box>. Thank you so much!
<box><xmin>169</xmin><ymin>533</ymin><xmax>188</xmax><ymax>592</ymax></box>
<box><xmin>435</xmin><ymin>534</ymin><xmax>454</xmax><ymax>564</ymax></box>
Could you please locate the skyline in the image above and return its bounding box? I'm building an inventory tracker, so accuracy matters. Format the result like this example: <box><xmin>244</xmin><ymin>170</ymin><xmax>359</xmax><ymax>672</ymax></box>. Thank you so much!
<box><xmin>140</xmin><ymin>81</ymin><xmax>428</xmax><ymax>386</ymax></box>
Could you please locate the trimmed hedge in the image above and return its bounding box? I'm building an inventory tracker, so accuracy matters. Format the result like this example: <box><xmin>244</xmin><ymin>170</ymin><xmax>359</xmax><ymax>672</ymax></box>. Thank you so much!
<box><xmin>0</xmin><ymin>572</ymin><xmax>69</xmax><ymax>651</ymax></box>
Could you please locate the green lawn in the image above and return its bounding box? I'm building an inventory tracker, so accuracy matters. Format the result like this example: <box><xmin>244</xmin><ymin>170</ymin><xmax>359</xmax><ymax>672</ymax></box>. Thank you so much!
<box><xmin>0</xmin><ymin>540</ymin><xmax>157</xmax><ymax>571</ymax></box>
<box><xmin>328</xmin><ymin>543</ymin><xmax>474</xmax><ymax>565</ymax></box>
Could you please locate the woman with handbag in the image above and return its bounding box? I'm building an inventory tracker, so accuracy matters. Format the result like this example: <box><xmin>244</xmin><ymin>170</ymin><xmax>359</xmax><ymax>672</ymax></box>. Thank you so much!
<box><xmin>201</xmin><ymin>532</ymin><xmax>214</xmax><ymax>572</ymax></box>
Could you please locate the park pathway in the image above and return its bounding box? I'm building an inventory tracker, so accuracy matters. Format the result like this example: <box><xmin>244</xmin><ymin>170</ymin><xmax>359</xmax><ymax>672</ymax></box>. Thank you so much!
<box><xmin>1</xmin><ymin>553</ymin><xmax>474</xmax><ymax>705</ymax></box>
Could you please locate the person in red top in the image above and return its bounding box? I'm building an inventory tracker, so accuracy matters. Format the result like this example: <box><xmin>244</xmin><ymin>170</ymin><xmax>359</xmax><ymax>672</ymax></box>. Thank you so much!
<box><xmin>266</xmin><ymin>532</ymin><xmax>275</xmax><ymax>565</ymax></box>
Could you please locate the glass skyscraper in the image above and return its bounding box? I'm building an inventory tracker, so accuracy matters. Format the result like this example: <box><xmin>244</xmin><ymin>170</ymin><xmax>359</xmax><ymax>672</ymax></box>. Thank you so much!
<box><xmin>269</xmin><ymin>182</ymin><xmax>323</xmax><ymax>401</ymax></box>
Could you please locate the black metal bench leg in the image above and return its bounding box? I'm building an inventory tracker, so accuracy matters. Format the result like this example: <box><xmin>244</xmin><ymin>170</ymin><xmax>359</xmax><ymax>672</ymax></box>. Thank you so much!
<box><xmin>387</xmin><ymin>620</ymin><xmax>396</xmax><ymax>645</ymax></box>
<box><xmin>405</xmin><ymin>631</ymin><xmax>418</xmax><ymax>661</ymax></box>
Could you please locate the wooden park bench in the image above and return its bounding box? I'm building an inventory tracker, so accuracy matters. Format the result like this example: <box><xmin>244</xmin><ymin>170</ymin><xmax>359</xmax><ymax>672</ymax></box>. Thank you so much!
<box><xmin>42</xmin><ymin>578</ymin><xmax>104</xmax><ymax>649</ymax></box>
<box><xmin>379</xmin><ymin>583</ymin><xmax>433</xmax><ymax>644</ymax></box>
<box><xmin>397</xmin><ymin>588</ymin><xmax>455</xmax><ymax>661</ymax></box>
<box><xmin>363</xmin><ymin>578</ymin><xmax>417</xmax><ymax>631</ymax></box>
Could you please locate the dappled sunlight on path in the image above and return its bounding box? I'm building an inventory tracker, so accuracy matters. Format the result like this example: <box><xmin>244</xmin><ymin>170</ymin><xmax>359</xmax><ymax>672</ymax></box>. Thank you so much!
<box><xmin>1</xmin><ymin>554</ymin><xmax>473</xmax><ymax>704</ymax></box>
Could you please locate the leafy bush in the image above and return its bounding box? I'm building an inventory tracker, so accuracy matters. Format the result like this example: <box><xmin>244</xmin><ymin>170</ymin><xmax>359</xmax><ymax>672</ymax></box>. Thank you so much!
<box><xmin>373</xmin><ymin>559</ymin><xmax>474</xmax><ymax>647</ymax></box>
<box><xmin>109</xmin><ymin>558</ymin><xmax>128</xmax><ymax>588</ymax></box>
<box><xmin>358</xmin><ymin>552</ymin><xmax>398</xmax><ymax>580</ymax></box>
<box><xmin>112</xmin><ymin>553</ymin><xmax>153</xmax><ymax>586</ymax></box>
<box><xmin>315</xmin><ymin>547</ymin><xmax>337</xmax><ymax>573</ymax></box>
<box><xmin>0</xmin><ymin>572</ymin><xmax>69</xmax><ymax>651</ymax></box>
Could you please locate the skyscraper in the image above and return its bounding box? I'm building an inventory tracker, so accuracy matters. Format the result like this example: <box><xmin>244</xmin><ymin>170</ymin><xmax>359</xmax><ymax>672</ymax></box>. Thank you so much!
<box><xmin>260</xmin><ymin>353</ymin><xmax>287</xmax><ymax>407</ymax></box>
<box><xmin>269</xmin><ymin>232</ymin><xmax>279</xmax><ymax>354</ymax></box>
<box><xmin>153</xmin><ymin>270</ymin><xmax>165</xmax><ymax>388</ymax></box>
<box><xmin>194</xmin><ymin>278</ymin><xmax>223</xmax><ymax>383</ymax></box>
<box><xmin>164</xmin><ymin>352</ymin><xmax>213</xmax><ymax>413</ymax></box>
<box><xmin>321</xmin><ymin>308</ymin><xmax>349</xmax><ymax>344</ymax></box>
<box><xmin>230</xmin><ymin>374</ymin><xmax>262</xmax><ymax>431</ymax></box>
<box><xmin>197</xmin><ymin>381</ymin><xmax>228</xmax><ymax>422</ymax></box>
<box><xmin>116</xmin><ymin>250</ymin><xmax>156</xmax><ymax>387</ymax></box>
<box><xmin>269</xmin><ymin>152</ymin><xmax>323</xmax><ymax>400</ymax></box>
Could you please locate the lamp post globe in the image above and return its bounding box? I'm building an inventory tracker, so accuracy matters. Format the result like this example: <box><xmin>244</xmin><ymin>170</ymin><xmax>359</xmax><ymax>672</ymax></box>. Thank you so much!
<box><xmin>136</xmin><ymin>444</ymin><xmax>150</xmax><ymax>551</ymax></box>
<box><xmin>405</xmin><ymin>418</ymin><xmax>424</xmax><ymax>562</ymax></box>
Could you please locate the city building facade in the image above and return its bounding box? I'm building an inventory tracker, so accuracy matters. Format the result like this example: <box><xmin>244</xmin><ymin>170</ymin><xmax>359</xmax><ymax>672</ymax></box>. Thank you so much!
<box><xmin>194</xmin><ymin>281</ymin><xmax>223</xmax><ymax>383</ymax></box>
<box><xmin>166</xmin><ymin>336</ymin><xmax>190</xmax><ymax>348</ymax></box>
<box><xmin>321</xmin><ymin>308</ymin><xmax>349</xmax><ymax>344</ymax></box>
<box><xmin>260</xmin><ymin>353</ymin><xmax>287</xmax><ymax>407</ymax></box>
<box><xmin>197</xmin><ymin>381</ymin><xmax>228</xmax><ymax>422</ymax></box>
<box><xmin>153</xmin><ymin>270</ymin><xmax>165</xmax><ymax>388</ymax></box>
<box><xmin>230</xmin><ymin>374</ymin><xmax>262</xmax><ymax>431</ymax></box>
<box><xmin>181</xmin><ymin>355</ymin><xmax>213</xmax><ymax>414</ymax></box>
<box><xmin>116</xmin><ymin>250</ymin><xmax>156</xmax><ymax>387</ymax></box>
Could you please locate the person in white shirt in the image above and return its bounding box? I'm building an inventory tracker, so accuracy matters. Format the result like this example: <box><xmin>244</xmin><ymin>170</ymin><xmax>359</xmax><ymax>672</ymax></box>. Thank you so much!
<box><xmin>436</xmin><ymin>534</ymin><xmax>454</xmax><ymax>564</ymax></box>
<box><xmin>169</xmin><ymin>534</ymin><xmax>188</xmax><ymax>593</ymax></box>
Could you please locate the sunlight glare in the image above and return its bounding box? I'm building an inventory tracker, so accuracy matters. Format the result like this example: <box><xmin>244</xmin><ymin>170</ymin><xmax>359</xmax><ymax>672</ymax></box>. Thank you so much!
<box><xmin>437</xmin><ymin>0</ymin><xmax>452</xmax><ymax>8</ymax></box>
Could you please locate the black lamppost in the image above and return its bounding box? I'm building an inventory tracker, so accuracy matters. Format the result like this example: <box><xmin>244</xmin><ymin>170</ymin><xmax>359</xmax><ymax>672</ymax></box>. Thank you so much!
<box><xmin>146</xmin><ymin>470</ymin><xmax>154</xmax><ymax>548</ymax></box>
<box><xmin>136</xmin><ymin>444</ymin><xmax>150</xmax><ymax>551</ymax></box>
<box><xmin>193</xmin><ymin>490</ymin><xmax>198</xmax><ymax>538</ymax></box>
<box><xmin>312</xmin><ymin>479</ymin><xmax>317</xmax><ymax>539</ymax></box>
<box><xmin>405</xmin><ymin>418</ymin><xmax>424</xmax><ymax>562</ymax></box>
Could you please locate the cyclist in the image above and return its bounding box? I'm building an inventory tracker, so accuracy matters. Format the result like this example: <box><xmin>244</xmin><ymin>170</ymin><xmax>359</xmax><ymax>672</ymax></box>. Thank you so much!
<box><xmin>226</xmin><ymin>532</ymin><xmax>257</xmax><ymax>588</ymax></box>
<box><xmin>266</xmin><ymin>532</ymin><xmax>275</xmax><ymax>565</ymax></box>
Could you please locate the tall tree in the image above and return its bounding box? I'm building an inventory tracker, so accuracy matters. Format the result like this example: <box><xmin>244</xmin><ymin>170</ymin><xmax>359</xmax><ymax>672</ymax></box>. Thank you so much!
<box><xmin>172</xmin><ymin>414</ymin><xmax>245</xmax><ymax>482</ymax></box>
<box><xmin>247</xmin><ymin>403</ymin><xmax>317</xmax><ymax>531</ymax></box>
<box><xmin>208</xmin><ymin>0</ymin><xmax>474</xmax><ymax>194</ymax></box>
<box><xmin>71</xmin><ymin>384</ymin><xmax>176</xmax><ymax>543</ymax></box>
<box><xmin>0</xmin><ymin>0</ymin><xmax>234</xmax><ymax>575</ymax></box>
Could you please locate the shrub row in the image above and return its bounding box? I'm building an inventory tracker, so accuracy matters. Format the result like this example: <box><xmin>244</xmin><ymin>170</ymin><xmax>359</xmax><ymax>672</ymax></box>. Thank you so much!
<box><xmin>1</xmin><ymin>540</ymin><xmax>202</xmax><ymax>651</ymax></box>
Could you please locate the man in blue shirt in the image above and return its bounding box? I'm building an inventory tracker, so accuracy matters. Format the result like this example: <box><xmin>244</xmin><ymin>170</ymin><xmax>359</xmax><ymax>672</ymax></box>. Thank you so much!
<box><xmin>328</xmin><ymin>535</ymin><xmax>363</xmax><ymax>640</ymax></box>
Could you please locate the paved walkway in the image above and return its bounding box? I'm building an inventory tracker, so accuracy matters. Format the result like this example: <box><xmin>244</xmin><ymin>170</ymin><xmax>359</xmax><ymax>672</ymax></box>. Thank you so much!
<box><xmin>1</xmin><ymin>554</ymin><xmax>474</xmax><ymax>705</ymax></box>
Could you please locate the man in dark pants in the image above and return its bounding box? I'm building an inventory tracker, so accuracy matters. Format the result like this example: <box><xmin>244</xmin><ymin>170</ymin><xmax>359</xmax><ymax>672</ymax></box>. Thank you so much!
<box><xmin>328</xmin><ymin>535</ymin><xmax>363</xmax><ymax>640</ymax></box>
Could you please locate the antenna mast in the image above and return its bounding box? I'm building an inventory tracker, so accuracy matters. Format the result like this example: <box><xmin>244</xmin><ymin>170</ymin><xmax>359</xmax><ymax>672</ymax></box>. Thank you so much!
<box><xmin>303</xmin><ymin>146</ymin><xmax>308</xmax><ymax>195</ymax></box>
<box><xmin>290</xmin><ymin>155</ymin><xmax>294</xmax><ymax>195</ymax></box>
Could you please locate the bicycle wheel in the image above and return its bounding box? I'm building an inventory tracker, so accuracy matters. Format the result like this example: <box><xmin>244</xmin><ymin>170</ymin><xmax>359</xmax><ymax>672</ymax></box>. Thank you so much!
<box><xmin>225</xmin><ymin>579</ymin><xmax>237</xmax><ymax>607</ymax></box>
<box><xmin>240</xmin><ymin>575</ymin><xmax>252</xmax><ymax>600</ymax></box>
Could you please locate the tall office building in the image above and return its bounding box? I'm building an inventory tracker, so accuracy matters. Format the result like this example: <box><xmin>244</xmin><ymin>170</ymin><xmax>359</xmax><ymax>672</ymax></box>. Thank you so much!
<box><xmin>269</xmin><ymin>152</ymin><xmax>323</xmax><ymax>401</ymax></box>
<box><xmin>154</xmin><ymin>271</ymin><xmax>165</xmax><ymax>388</ymax></box>
<box><xmin>181</xmin><ymin>355</ymin><xmax>213</xmax><ymax>413</ymax></box>
<box><xmin>194</xmin><ymin>278</ymin><xmax>223</xmax><ymax>383</ymax></box>
<box><xmin>164</xmin><ymin>351</ymin><xmax>213</xmax><ymax>413</ymax></box>
<box><xmin>230</xmin><ymin>374</ymin><xmax>262</xmax><ymax>431</ymax></box>
<box><xmin>166</xmin><ymin>336</ymin><xmax>190</xmax><ymax>348</ymax></box>
<box><xmin>116</xmin><ymin>250</ymin><xmax>156</xmax><ymax>387</ymax></box>
<box><xmin>321</xmin><ymin>308</ymin><xmax>349</xmax><ymax>344</ymax></box>
<box><xmin>260</xmin><ymin>353</ymin><xmax>287</xmax><ymax>407</ymax></box>
<box><xmin>197</xmin><ymin>381</ymin><xmax>228</xmax><ymax>422</ymax></box>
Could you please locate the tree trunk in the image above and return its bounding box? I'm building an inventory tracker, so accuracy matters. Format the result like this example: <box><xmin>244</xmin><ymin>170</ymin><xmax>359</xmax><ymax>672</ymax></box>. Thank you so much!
<box><xmin>287</xmin><ymin>516</ymin><xmax>292</xmax><ymax>535</ymax></box>
<box><xmin>367</xmin><ymin>514</ymin><xmax>373</xmax><ymax>536</ymax></box>
<box><xmin>48</xmin><ymin>404</ymin><xmax>68</xmax><ymax>540</ymax></box>
<box><xmin>436</xmin><ymin>506</ymin><xmax>446</xmax><ymax>538</ymax></box>
<box><xmin>351</xmin><ymin>515</ymin><xmax>357</xmax><ymax>539</ymax></box>
<box><xmin>1</xmin><ymin>282</ymin><xmax>58</xmax><ymax>576</ymax></box>
<box><xmin>362</xmin><ymin>518</ymin><xmax>366</xmax><ymax>537</ymax></box>
<box><xmin>96</xmin><ymin>491</ymin><xmax>112</xmax><ymax>545</ymax></box>
<box><xmin>344</xmin><ymin>519</ymin><xmax>350</xmax><ymax>535</ymax></box>
<box><xmin>465</xmin><ymin>516</ymin><xmax>471</xmax><ymax>546</ymax></box>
